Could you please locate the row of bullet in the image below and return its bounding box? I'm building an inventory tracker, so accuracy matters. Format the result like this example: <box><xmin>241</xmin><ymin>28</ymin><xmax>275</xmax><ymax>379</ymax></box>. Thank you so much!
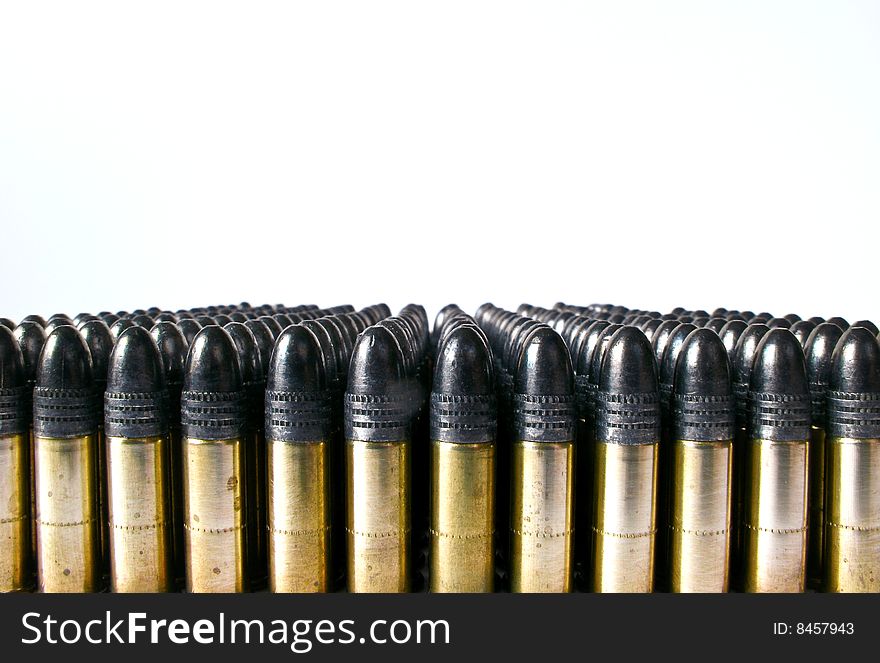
<box><xmin>0</xmin><ymin>301</ymin><xmax>877</xmax><ymax>592</ymax></box>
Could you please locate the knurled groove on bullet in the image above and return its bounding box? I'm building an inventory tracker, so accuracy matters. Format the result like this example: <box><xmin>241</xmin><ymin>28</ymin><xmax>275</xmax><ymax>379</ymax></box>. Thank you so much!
<box><xmin>574</xmin><ymin>375</ymin><xmax>590</xmax><ymax>417</ymax></box>
<box><xmin>181</xmin><ymin>389</ymin><xmax>246</xmax><ymax>440</ymax></box>
<box><xmin>0</xmin><ymin>385</ymin><xmax>29</xmax><ymax>435</ymax></box>
<box><xmin>594</xmin><ymin>390</ymin><xmax>659</xmax><ymax>444</ymax></box>
<box><xmin>809</xmin><ymin>383</ymin><xmax>828</xmax><ymax>421</ymax></box>
<box><xmin>826</xmin><ymin>390</ymin><xmax>880</xmax><ymax>438</ymax></box>
<box><xmin>265</xmin><ymin>389</ymin><xmax>331</xmax><ymax>442</ymax></box>
<box><xmin>33</xmin><ymin>386</ymin><xmax>98</xmax><ymax>438</ymax></box>
<box><xmin>671</xmin><ymin>393</ymin><xmax>735</xmax><ymax>441</ymax></box>
<box><xmin>104</xmin><ymin>390</ymin><xmax>168</xmax><ymax>438</ymax></box>
<box><xmin>733</xmin><ymin>381</ymin><xmax>749</xmax><ymax>424</ymax></box>
<box><xmin>429</xmin><ymin>392</ymin><xmax>497</xmax><ymax>443</ymax></box>
<box><xmin>512</xmin><ymin>393</ymin><xmax>575</xmax><ymax>442</ymax></box>
<box><xmin>344</xmin><ymin>392</ymin><xmax>412</xmax><ymax>441</ymax></box>
<box><xmin>748</xmin><ymin>391</ymin><xmax>810</xmax><ymax>440</ymax></box>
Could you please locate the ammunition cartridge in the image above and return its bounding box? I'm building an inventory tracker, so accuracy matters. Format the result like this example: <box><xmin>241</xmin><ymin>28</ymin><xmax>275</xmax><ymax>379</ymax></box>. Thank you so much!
<box><xmin>593</xmin><ymin>326</ymin><xmax>659</xmax><ymax>593</ymax></box>
<box><xmin>824</xmin><ymin>327</ymin><xmax>880</xmax><ymax>592</ymax></box>
<box><xmin>104</xmin><ymin>327</ymin><xmax>172</xmax><ymax>592</ymax></box>
<box><xmin>266</xmin><ymin>325</ymin><xmax>332</xmax><ymax>592</ymax></box>
<box><xmin>743</xmin><ymin>329</ymin><xmax>810</xmax><ymax>592</ymax></box>
<box><xmin>33</xmin><ymin>326</ymin><xmax>100</xmax><ymax>592</ymax></box>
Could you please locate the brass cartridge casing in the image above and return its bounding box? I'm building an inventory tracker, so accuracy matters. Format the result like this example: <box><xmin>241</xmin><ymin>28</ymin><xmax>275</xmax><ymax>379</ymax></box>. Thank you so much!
<box><xmin>344</xmin><ymin>324</ymin><xmax>414</xmax><ymax>593</ymax></box>
<box><xmin>593</xmin><ymin>441</ymin><xmax>658</xmax><ymax>592</ymax></box>
<box><xmin>0</xmin><ymin>433</ymin><xmax>31</xmax><ymax>591</ymax></box>
<box><xmin>184</xmin><ymin>437</ymin><xmax>248</xmax><ymax>592</ymax></box>
<box><xmin>33</xmin><ymin>327</ymin><xmax>101</xmax><ymax>593</ymax></box>
<box><xmin>592</xmin><ymin>327</ymin><xmax>660</xmax><ymax>593</ymax></box>
<box><xmin>106</xmin><ymin>436</ymin><xmax>172</xmax><ymax>591</ymax></box>
<box><xmin>824</xmin><ymin>437</ymin><xmax>880</xmax><ymax>592</ymax></box>
<box><xmin>510</xmin><ymin>440</ymin><xmax>573</xmax><ymax>592</ymax></box>
<box><xmin>668</xmin><ymin>330</ymin><xmax>735</xmax><ymax>593</ymax></box>
<box><xmin>265</xmin><ymin>324</ymin><xmax>334</xmax><ymax>593</ymax></box>
<box><xmin>345</xmin><ymin>439</ymin><xmax>411</xmax><ymax>592</ymax></box>
<box><xmin>430</xmin><ymin>441</ymin><xmax>495</xmax><ymax>592</ymax></box>
<box><xmin>268</xmin><ymin>439</ymin><xmax>331</xmax><ymax>592</ymax></box>
<box><xmin>150</xmin><ymin>321</ymin><xmax>189</xmax><ymax>586</ymax></box>
<box><xmin>804</xmin><ymin>322</ymin><xmax>844</xmax><ymax>584</ymax></box>
<box><xmin>669</xmin><ymin>440</ymin><xmax>732</xmax><ymax>592</ymax></box>
<box><xmin>508</xmin><ymin>326</ymin><xmax>576</xmax><ymax>593</ymax></box>
<box><xmin>743</xmin><ymin>330</ymin><xmax>811</xmax><ymax>593</ymax></box>
<box><xmin>429</xmin><ymin>324</ymin><xmax>497</xmax><ymax>593</ymax></box>
<box><xmin>105</xmin><ymin>326</ymin><xmax>174</xmax><ymax>592</ymax></box>
<box><xmin>1</xmin><ymin>324</ymin><xmax>31</xmax><ymax>592</ymax></box>
<box><xmin>80</xmin><ymin>320</ymin><xmax>115</xmax><ymax>578</ymax></box>
<box><xmin>742</xmin><ymin>438</ymin><xmax>808</xmax><ymax>592</ymax></box>
<box><xmin>824</xmin><ymin>328</ymin><xmax>880</xmax><ymax>592</ymax></box>
<box><xmin>181</xmin><ymin>326</ymin><xmax>249</xmax><ymax>593</ymax></box>
<box><xmin>35</xmin><ymin>435</ymin><xmax>100</xmax><ymax>592</ymax></box>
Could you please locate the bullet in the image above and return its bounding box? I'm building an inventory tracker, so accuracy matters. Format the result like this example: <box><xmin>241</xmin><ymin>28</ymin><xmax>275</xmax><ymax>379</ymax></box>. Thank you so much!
<box><xmin>655</xmin><ymin>322</ymin><xmax>696</xmax><ymax>589</ymax></box>
<box><xmin>730</xmin><ymin>323</ymin><xmax>770</xmax><ymax>586</ymax></box>
<box><xmin>852</xmin><ymin>319</ymin><xmax>880</xmax><ymax>335</ymax></box>
<box><xmin>767</xmin><ymin>317</ymin><xmax>792</xmax><ymax>329</ymax></box>
<box><xmin>79</xmin><ymin>319</ymin><xmax>114</xmax><ymax>578</ymax></box>
<box><xmin>593</xmin><ymin>326</ymin><xmax>659</xmax><ymax>593</ymax></box>
<box><xmin>104</xmin><ymin>327</ymin><xmax>172</xmax><ymax>592</ymax></box>
<box><xmin>0</xmin><ymin>327</ymin><xmax>31</xmax><ymax>591</ymax></box>
<box><xmin>12</xmin><ymin>321</ymin><xmax>46</xmax><ymax>575</ymax></box>
<box><xmin>224</xmin><ymin>322</ymin><xmax>267</xmax><ymax>586</ymax></box>
<box><xmin>743</xmin><ymin>329</ymin><xmax>810</xmax><ymax>592</ymax></box>
<box><xmin>719</xmin><ymin>320</ymin><xmax>748</xmax><ymax>368</ymax></box>
<box><xmin>21</xmin><ymin>315</ymin><xmax>47</xmax><ymax>328</ymax></box>
<box><xmin>827</xmin><ymin>317</ymin><xmax>849</xmax><ymax>330</ymax></box>
<box><xmin>260</xmin><ymin>316</ymin><xmax>284</xmax><ymax>339</ymax></box>
<box><xmin>33</xmin><ymin>326</ymin><xmax>100</xmax><ymax>592</ymax></box>
<box><xmin>790</xmin><ymin>320</ymin><xmax>818</xmax><ymax>347</ymax></box>
<box><xmin>345</xmin><ymin>325</ymin><xmax>413</xmax><ymax>592</ymax></box>
<box><xmin>109</xmin><ymin>319</ymin><xmax>136</xmax><ymax>340</ymax></box>
<box><xmin>803</xmin><ymin>322</ymin><xmax>844</xmax><ymax>585</ymax></box>
<box><xmin>669</xmin><ymin>329</ymin><xmax>734</xmax><ymax>592</ymax></box>
<box><xmin>641</xmin><ymin>318</ymin><xmax>664</xmax><ymax>343</ymax></box>
<box><xmin>150</xmin><ymin>322</ymin><xmax>189</xmax><ymax>585</ymax></box>
<box><xmin>265</xmin><ymin>325</ymin><xmax>333</xmax><ymax>592</ymax></box>
<box><xmin>182</xmin><ymin>326</ymin><xmax>249</xmax><ymax>592</ymax></box>
<box><xmin>704</xmin><ymin>317</ymin><xmax>728</xmax><ymax>334</ymax></box>
<box><xmin>1</xmin><ymin>318</ymin><xmax>16</xmax><ymax>331</ymax></box>
<box><xmin>176</xmin><ymin>319</ymin><xmax>202</xmax><ymax>346</ymax></box>
<box><xmin>824</xmin><ymin>327</ymin><xmax>880</xmax><ymax>592</ymax></box>
<box><xmin>429</xmin><ymin>325</ymin><xmax>496</xmax><ymax>592</ymax></box>
<box><xmin>510</xmin><ymin>327</ymin><xmax>575</xmax><ymax>593</ymax></box>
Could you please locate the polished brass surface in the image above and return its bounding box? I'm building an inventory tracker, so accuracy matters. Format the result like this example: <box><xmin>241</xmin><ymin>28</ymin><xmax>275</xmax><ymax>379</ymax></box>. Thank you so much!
<box><xmin>0</xmin><ymin>433</ymin><xmax>31</xmax><ymax>591</ymax></box>
<box><xmin>106</xmin><ymin>435</ymin><xmax>172</xmax><ymax>592</ymax></box>
<box><xmin>510</xmin><ymin>440</ymin><xmax>574</xmax><ymax>593</ymax></box>
<box><xmin>825</xmin><ymin>437</ymin><xmax>880</xmax><ymax>593</ymax></box>
<box><xmin>742</xmin><ymin>438</ymin><xmax>808</xmax><ymax>593</ymax></box>
<box><xmin>268</xmin><ymin>439</ymin><xmax>331</xmax><ymax>592</ymax></box>
<box><xmin>807</xmin><ymin>425</ymin><xmax>826</xmax><ymax>583</ymax></box>
<box><xmin>669</xmin><ymin>439</ymin><xmax>732</xmax><ymax>593</ymax></box>
<box><xmin>345</xmin><ymin>439</ymin><xmax>410</xmax><ymax>593</ymax></box>
<box><xmin>430</xmin><ymin>440</ymin><xmax>495</xmax><ymax>593</ymax></box>
<box><xmin>34</xmin><ymin>435</ymin><xmax>100</xmax><ymax>592</ymax></box>
<box><xmin>593</xmin><ymin>441</ymin><xmax>657</xmax><ymax>593</ymax></box>
<box><xmin>183</xmin><ymin>437</ymin><xmax>248</xmax><ymax>593</ymax></box>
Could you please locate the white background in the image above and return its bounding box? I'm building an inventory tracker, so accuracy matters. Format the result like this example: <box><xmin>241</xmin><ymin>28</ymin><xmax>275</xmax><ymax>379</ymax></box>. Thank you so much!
<box><xmin>1</xmin><ymin>2</ymin><xmax>878</xmax><ymax>323</ymax></box>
